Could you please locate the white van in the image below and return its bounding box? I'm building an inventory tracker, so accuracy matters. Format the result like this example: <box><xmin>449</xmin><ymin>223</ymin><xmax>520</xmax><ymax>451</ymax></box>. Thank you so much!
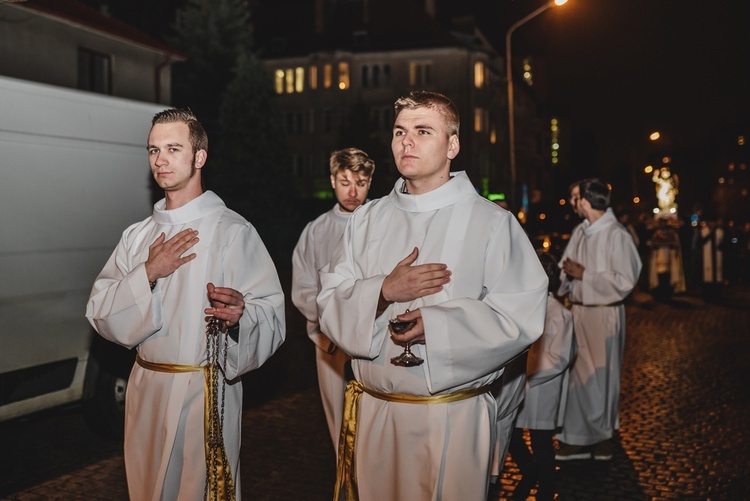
<box><xmin>0</xmin><ymin>76</ymin><xmax>162</xmax><ymax>435</ymax></box>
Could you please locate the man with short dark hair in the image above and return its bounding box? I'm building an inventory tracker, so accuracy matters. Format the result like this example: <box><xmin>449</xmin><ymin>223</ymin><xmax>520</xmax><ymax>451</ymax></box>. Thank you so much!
<box><xmin>86</xmin><ymin>108</ymin><xmax>286</xmax><ymax>499</ymax></box>
<box><xmin>555</xmin><ymin>178</ymin><xmax>642</xmax><ymax>462</ymax></box>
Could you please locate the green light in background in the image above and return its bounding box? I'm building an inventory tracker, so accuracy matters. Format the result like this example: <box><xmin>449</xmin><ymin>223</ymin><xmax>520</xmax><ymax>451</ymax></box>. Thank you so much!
<box><xmin>481</xmin><ymin>177</ymin><xmax>489</xmax><ymax>198</ymax></box>
<box><xmin>313</xmin><ymin>191</ymin><xmax>334</xmax><ymax>200</ymax></box>
<box><xmin>488</xmin><ymin>193</ymin><xmax>506</xmax><ymax>201</ymax></box>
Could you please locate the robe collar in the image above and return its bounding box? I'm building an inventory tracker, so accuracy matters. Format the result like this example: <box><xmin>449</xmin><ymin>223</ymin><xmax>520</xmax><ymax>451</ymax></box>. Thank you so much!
<box><xmin>388</xmin><ymin>171</ymin><xmax>475</xmax><ymax>212</ymax></box>
<box><xmin>332</xmin><ymin>202</ymin><xmax>361</xmax><ymax>221</ymax></box>
<box><xmin>583</xmin><ymin>207</ymin><xmax>617</xmax><ymax>235</ymax></box>
<box><xmin>152</xmin><ymin>190</ymin><xmax>225</xmax><ymax>225</ymax></box>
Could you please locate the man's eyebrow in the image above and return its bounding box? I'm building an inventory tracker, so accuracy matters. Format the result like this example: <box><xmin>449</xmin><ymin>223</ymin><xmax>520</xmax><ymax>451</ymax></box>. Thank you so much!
<box><xmin>147</xmin><ymin>142</ymin><xmax>184</xmax><ymax>149</ymax></box>
<box><xmin>393</xmin><ymin>123</ymin><xmax>435</xmax><ymax>131</ymax></box>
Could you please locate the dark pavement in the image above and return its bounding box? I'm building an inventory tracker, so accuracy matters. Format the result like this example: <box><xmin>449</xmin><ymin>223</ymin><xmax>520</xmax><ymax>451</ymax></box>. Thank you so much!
<box><xmin>2</xmin><ymin>279</ymin><xmax>749</xmax><ymax>500</ymax></box>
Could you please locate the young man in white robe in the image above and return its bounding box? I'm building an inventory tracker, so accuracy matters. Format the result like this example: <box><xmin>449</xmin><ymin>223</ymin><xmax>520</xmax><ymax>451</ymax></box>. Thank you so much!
<box><xmin>508</xmin><ymin>252</ymin><xmax>575</xmax><ymax>501</ymax></box>
<box><xmin>317</xmin><ymin>90</ymin><xmax>548</xmax><ymax>500</ymax></box>
<box><xmin>555</xmin><ymin>178</ymin><xmax>642</xmax><ymax>462</ymax></box>
<box><xmin>86</xmin><ymin>108</ymin><xmax>286</xmax><ymax>500</ymax></box>
<box><xmin>291</xmin><ymin>148</ymin><xmax>375</xmax><ymax>450</ymax></box>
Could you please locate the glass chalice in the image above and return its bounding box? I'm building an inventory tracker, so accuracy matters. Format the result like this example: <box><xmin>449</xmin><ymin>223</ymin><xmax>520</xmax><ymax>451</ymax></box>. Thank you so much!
<box><xmin>389</xmin><ymin>310</ymin><xmax>423</xmax><ymax>367</ymax></box>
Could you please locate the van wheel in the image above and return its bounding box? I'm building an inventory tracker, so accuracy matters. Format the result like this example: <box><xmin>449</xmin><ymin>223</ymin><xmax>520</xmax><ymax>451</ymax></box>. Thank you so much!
<box><xmin>83</xmin><ymin>337</ymin><xmax>134</xmax><ymax>438</ymax></box>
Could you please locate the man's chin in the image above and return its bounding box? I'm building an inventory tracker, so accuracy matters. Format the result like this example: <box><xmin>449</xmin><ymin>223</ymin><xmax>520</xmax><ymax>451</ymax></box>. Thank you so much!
<box><xmin>339</xmin><ymin>203</ymin><xmax>360</xmax><ymax>213</ymax></box>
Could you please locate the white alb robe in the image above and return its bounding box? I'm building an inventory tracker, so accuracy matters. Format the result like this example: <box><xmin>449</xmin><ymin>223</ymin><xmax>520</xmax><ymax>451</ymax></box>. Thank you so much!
<box><xmin>86</xmin><ymin>191</ymin><xmax>286</xmax><ymax>500</ymax></box>
<box><xmin>556</xmin><ymin>208</ymin><xmax>642</xmax><ymax>446</ymax></box>
<box><xmin>317</xmin><ymin>172</ymin><xmax>548</xmax><ymax>500</ymax></box>
<box><xmin>515</xmin><ymin>294</ymin><xmax>575</xmax><ymax>430</ymax></box>
<box><xmin>291</xmin><ymin>203</ymin><xmax>353</xmax><ymax>449</ymax></box>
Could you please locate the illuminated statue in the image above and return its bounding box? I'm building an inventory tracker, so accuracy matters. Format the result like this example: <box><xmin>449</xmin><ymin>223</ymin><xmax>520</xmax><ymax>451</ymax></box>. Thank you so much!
<box><xmin>653</xmin><ymin>167</ymin><xmax>678</xmax><ymax>215</ymax></box>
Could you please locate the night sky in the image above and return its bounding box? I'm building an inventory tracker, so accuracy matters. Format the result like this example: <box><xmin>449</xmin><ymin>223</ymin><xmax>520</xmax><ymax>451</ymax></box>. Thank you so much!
<box><xmin>94</xmin><ymin>0</ymin><xmax>749</xmax><ymax>183</ymax></box>
<box><xmin>452</xmin><ymin>0</ymin><xmax>750</xmax><ymax>175</ymax></box>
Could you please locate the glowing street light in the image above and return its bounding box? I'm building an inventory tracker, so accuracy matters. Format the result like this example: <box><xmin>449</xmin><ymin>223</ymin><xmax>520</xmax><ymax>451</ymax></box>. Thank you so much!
<box><xmin>506</xmin><ymin>0</ymin><xmax>568</xmax><ymax>209</ymax></box>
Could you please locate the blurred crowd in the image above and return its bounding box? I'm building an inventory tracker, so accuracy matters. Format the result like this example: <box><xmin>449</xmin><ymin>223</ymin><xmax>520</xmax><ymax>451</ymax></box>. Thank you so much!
<box><xmin>530</xmin><ymin>209</ymin><xmax>749</xmax><ymax>304</ymax></box>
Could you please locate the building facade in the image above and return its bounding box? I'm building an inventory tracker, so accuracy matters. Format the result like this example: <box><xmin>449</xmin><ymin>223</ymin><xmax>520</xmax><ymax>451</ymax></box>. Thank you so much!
<box><xmin>256</xmin><ymin>0</ymin><xmax>556</xmax><ymax>203</ymax></box>
<box><xmin>0</xmin><ymin>0</ymin><xmax>184</xmax><ymax>104</ymax></box>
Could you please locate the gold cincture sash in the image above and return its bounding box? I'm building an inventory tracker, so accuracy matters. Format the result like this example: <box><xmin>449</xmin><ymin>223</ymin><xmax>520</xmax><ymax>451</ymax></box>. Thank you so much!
<box><xmin>333</xmin><ymin>380</ymin><xmax>494</xmax><ymax>501</ymax></box>
<box><xmin>136</xmin><ymin>354</ymin><xmax>236</xmax><ymax>501</ymax></box>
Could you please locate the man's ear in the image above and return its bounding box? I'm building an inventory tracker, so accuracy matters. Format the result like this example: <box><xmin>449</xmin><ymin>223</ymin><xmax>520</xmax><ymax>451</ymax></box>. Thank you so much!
<box><xmin>330</xmin><ymin>174</ymin><xmax>337</xmax><ymax>190</ymax></box>
<box><xmin>194</xmin><ymin>149</ymin><xmax>208</xmax><ymax>169</ymax></box>
<box><xmin>447</xmin><ymin>134</ymin><xmax>460</xmax><ymax>160</ymax></box>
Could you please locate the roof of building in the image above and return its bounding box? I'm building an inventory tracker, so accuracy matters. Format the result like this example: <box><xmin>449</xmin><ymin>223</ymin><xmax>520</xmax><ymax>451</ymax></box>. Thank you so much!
<box><xmin>12</xmin><ymin>0</ymin><xmax>186</xmax><ymax>59</ymax></box>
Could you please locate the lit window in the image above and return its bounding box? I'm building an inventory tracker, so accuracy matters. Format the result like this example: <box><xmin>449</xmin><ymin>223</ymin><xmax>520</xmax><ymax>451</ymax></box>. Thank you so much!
<box><xmin>474</xmin><ymin>61</ymin><xmax>484</xmax><ymax>88</ymax></box>
<box><xmin>309</xmin><ymin>66</ymin><xmax>318</xmax><ymax>90</ymax></box>
<box><xmin>474</xmin><ymin>108</ymin><xmax>482</xmax><ymax>132</ymax></box>
<box><xmin>324</xmin><ymin>64</ymin><xmax>332</xmax><ymax>89</ymax></box>
<box><xmin>295</xmin><ymin>67</ymin><xmax>305</xmax><ymax>93</ymax></box>
<box><xmin>490</xmin><ymin>126</ymin><xmax>497</xmax><ymax>144</ymax></box>
<box><xmin>285</xmin><ymin>69</ymin><xmax>294</xmax><ymax>94</ymax></box>
<box><xmin>274</xmin><ymin>69</ymin><xmax>284</xmax><ymax>94</ymax></box>
<box><xmin>338</xmin><ymin>62</ymin><xmax>350</xmax><ymax>90</ymax></box>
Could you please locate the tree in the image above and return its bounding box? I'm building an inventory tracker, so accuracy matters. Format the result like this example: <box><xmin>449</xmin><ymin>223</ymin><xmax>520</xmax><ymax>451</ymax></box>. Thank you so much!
<box><xmin>169</xmin><ymin>0</ymin><xmax>255</xmax><ymax>138</ymax></box>
<box><xmin>338</xmin><ymin>98</ymin><xmax>394</xmax><ymax>198</ymax></box>
<box><xmin>212</xmin><ymin>51</ymin><xmax>294</xmax><ymax>262</ymax></box>
<box><xmin>169</xmin><ymin>0</ymin><xmax>297</xmax><ymax>266</ymax></box>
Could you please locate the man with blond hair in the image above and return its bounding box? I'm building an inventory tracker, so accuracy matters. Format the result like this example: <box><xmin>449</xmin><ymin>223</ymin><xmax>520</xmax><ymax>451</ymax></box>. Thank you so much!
<box><xmin>292</xmin><ymin>147</ymin><xmax>375</xmax><ymax>450</ymax></box>
<box><xmin>318</xmin><ymin>91</ymin><xmax>548</xmax><ymax>500</ymax></box>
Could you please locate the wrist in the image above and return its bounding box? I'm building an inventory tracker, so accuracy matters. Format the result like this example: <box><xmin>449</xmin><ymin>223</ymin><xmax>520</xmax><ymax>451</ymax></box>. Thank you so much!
<box><xmin>227</xmin><ymin>320</ymin><xmax>240</xmax><ymax>341</ymax></box>
<box><xmin>376</xmin><ymin>289</ymin><xmax>392</xmax><ymax>317</ymax></box>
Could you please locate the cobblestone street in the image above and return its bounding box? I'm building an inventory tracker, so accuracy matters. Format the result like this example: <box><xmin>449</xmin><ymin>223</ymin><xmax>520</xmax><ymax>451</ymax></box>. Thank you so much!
<box><xmin>2</xmin><ymin>285</ymin><xmax>748</xmax><ymax>500</ymax></box>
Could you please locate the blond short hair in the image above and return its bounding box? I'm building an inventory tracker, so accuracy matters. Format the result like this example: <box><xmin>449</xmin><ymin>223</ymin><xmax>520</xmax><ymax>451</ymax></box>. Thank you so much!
<box><xmin>394</xmin><ymin>90</ymin><xmax>460</xmax><ymax>137</ymax></box>
<box><xmin>329</xmin><ymin>148</ymin><xmax>375</xmax><ymax>178</ymax></box>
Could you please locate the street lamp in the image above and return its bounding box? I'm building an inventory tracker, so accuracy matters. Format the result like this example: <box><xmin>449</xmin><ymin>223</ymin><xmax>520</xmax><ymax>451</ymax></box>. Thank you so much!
<box><xmin>506</xmin><ymin>0</ymin><xmax>568</xmax><ymax>210</ymax></box>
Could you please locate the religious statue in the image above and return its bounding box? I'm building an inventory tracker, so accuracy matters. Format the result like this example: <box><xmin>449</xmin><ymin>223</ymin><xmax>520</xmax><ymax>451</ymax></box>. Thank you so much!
<box><xmin>653</xmin><ymin>167</ymin><xmax>678</xmax><ymax>215</ymax></box>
